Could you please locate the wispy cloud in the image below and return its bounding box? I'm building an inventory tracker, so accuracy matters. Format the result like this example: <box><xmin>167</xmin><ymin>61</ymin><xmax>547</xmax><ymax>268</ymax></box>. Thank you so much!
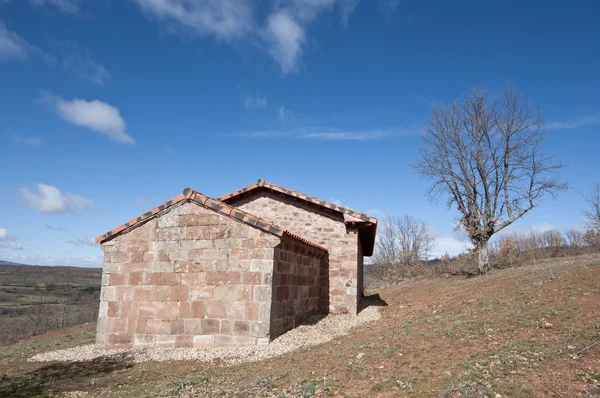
<box><xmin>132</xmin><ymin>0</ymin><xmax>254</xmax><ymax>40</ymax></box>
<box><xmin>0</xmin><ymin>20</ymin><xmax>49</xmax><ymax>62</ymax></box>
<box><xmin>546</xmin><ymin>114</ymin><xmax>600</xmax><ymax>130</ymax></box>
<box><xmin>278</xmin><ymin>105</ymin><xmax>290</xmax><ymax>122</ymax></box>
<box><xmin>132</xmin><ymin>0</ymin><xmax>368</xmax><ymax>74</ymax></box>
<box><xmin>20</xmin><ymin>183</ymin><xmax>95</xmax><ymax>214</ymax></box>
<box><xmin>0</xmin><ymin>228</ymin><xmax>24</xmax><ymax>251</ymax></box>
<box><xmin>30</xmin><ymin>0</ymin><xmax>80</xmax><ymax>14</ymax></box>
<box><xmin>13</xmin><ymin>134</ymin><xmax>43</xmax><ymax>146</ymax></box>
<box><xmin>61</xmin><ymin>50</ymin><xmax>111</xmax><ymax>85</ymax></box>
<box><xmin>45</xmin><ymin>224</ymin><xmax>68</xmax><ymax>231</ymax></box>
<box><xmin>39</xmin><ymin>91</ymin><xmax>134</xmax><ymax>144</ymax></box>
<box><xmin>243</xmin><ymin>93</ymin><xmax>267</xmax><ymax>109</ymax></box>
<box><xmin>236</xmin><ymin>128</ymin><xmax>394</xmax><ymax>141</ymax></box>
<box><xmin>66</xmin><ymin>238</ymin><xmax>96</xmax><ymax>247</ymax></box>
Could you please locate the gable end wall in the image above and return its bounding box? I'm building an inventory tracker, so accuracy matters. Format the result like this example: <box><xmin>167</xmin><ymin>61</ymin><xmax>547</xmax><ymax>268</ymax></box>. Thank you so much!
<box><xmin>229</xmin><ymin>190</ymin><xmax>360</xmax><ymax>314</ymax></box>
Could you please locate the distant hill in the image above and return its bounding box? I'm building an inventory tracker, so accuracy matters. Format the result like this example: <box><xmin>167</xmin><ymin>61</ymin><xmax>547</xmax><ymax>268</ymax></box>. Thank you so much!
<box><xmin>0</xmin><ymin>260</ymin><xmax>28</xmax><ymax>266</ymax></box>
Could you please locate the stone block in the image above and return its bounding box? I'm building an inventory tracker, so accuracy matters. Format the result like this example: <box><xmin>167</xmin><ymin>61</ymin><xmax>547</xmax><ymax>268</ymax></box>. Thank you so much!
<box><xmin>254</xmin><ymin>285</ymin><xmax>271</xmax><ymax>302</ymax></box>
<box><xmin>233</xmin><ymin>320</ymin><xmax>250</xmax><ymax>336</ymax></box>
<box><xmin>157</xmin><ymin>302</ymin><xmax>179</xmax><ymax>319</ymax></box>
<box><xmin>189</xmin><ymin>286</ymin><xmax>213</xmax><ymax>301</ymax></box>
<box><xmin>133</xmin><ymin>286</ymin><xmax>151</xmax><ymax>302</ymax></box>
<box><xmin>179</xmin><ymin>301</ymin><xmax>191</xmax><ymax>318</ymax></box>
<box><xmin>107</xmin><ymin>333</ymin><xmax>133</xmax><ymax>349</ymax></box>
<box><xmin>237</xmin><ymin>286</ymin><xmax>253</xmax><ymax>301</ymax></box>
<box><xmin>146</xmin><ymin>319</ymin><xmax>170</xmax><ymax>334</ymax></box>
<box><xmin>220</xmin><ymin>320</ymin><xmax>233</xmax><ymax>335</ymax></box>
<box><xmin>153</xmin><ymin>285</ymin><xmax>171</xmax><ymax>301</ymax></box>
<box><xmin>228</xmin><ymin>302</ymin><xmax>246</xmax><ymax>320</ymax></box>
<box><xmin>242</xmin><ymin>272</ymin><xmax>262</xmax><ymax>285</ymax></box>
<box><xmin>205</xmin><ymin>301</ymin><xmax>227</xmax><ymax>318</ymax></box>
<box><xmin>160</xmin><ymin>272</ymin><xmax>180</xmax><ymax>285</ymax></box>
<box><xmin>246</xmin><ymin>302</ymin><xmax>260</xmax><ymax>321</ymax></box>
<box><xmin>234</xmin><ymin>336</ymin><xmax>257</xmax><ymax>346</ymax></box>
<box><xmin>155</xmin><ymin>334</ymin><xmax>176</xmax><ymax>348</ymax></box>
<box><xmin>171</xmin><ymin>286</ymin><xmax>189</xmax><ymax>302</ymax></box>
<box><xmin>107</xmin><ymin>301</ymin><xmax>119</xmax><ymax>317</ymax></box>
<box><xmin>100</xmin><ymin>286</ymin><xmax>116</xmax><ymax>302</ymax></box>
<box><xmin>184</xmin><ymin>319</ymin><xmax>201</xmax><ymax>335</ymax></box>
<box><xmin>191</xmin><ymin>301</ymin><xmax>205</xmax><ymax>318</ymax></box>
<box><xmin>201</xmin><ymin>318</ymin><xmax>220</xmax><ymax>334</ymax></box>
<box><xmin>193</xmin><ymin>335</ymin><xmax>215</xmax><ymax>347</ymax></box>
<box><xmin>206</xmin><ymin>271</ymin><xmax>227</xmax><ymax>285</ymax></box>
<box><xmin>251</xmin><ymin>322</ymin><xmax>270</xmax><ymax>337</ymax></box>
<box><xmin>213</xmin><ymin>285</ymin><xmax>237</xmax><ymax>301</ymax></box>
<box><xmin>138</xmin><ymin>303</ymin><xmax>157</xmax><ymax>318</ymax></box>
<box><xmin>214</xmin><ymin>335</ymin><xmax>236</xmax><ymax>347</ymax></box>
<box><xmin>170</xmin><ymin>319</ymin><xmax>185</xmax><ymax>334</ymax></box>
<box><xmin>128</xmin><ymin>272</ymin><xmax>144</xmax><ymax>286</ymax></box>
<box><xmin>134</xmin><ymin>334</ymin><xmax>156</xmax><ymax>348</ymax></box>
<box><xmin>98</xmin><ymin>301</ymin><xmax>108</xmax><ymax>318</ymax></box>
<box><xmin>175</xmin><ymin>335</ymin><xmax>193</xmax><ymax>348</ymax></box>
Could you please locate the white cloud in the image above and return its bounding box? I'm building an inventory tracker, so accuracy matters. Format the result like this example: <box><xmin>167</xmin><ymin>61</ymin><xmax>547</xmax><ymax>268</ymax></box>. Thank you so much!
<box><xmin>66</xmin><ymin>238</ymin><xmax>96</xmax><ymax>247</ymax></box>
<box><xmin>62</xmin><ymin>51</ymin><xmax>111</xmax><ymax>85</ymax></box>
<box><xmin>546</xmin><ymin>114</ymin><xmax>600</xmax><ymax>130</ymax></box>
<box><xmin>132</xmin><ymin>0</ymin><xmax>363</xmax><ymax>74</ymax></box>
<box><xmin>0</xmin><ymin>21</ymin><xmax>31</xmax><ymax>61</ymax></box>
<box><xmin>30</xmin><ymin>0</ymin><xmax>80</xmax><ymax>14</ymax></box>
<box><xmin>265</xmin><ymin>11</ymin><xmax>305</xmax><ymax>73</ymax></box>
<box><xmin>243</xmin><ymin>93</ymin><xmax>267</xmax><ymax>109</ymax></box>
<box><xmin>133</xmin><ymin>0</ymin><xmax>254</xmax><ymax>40</ymax></box>
<box><xmin>0</xmin><ymin>229</ymin><xmax>23</xmax><ymax>250</ymax></box>
<box><xmin>7</xmin><ymin>241</ymin><xmax>23</xmax><ymax>250</ymax></box>
<box><xmin>20</xmin><ymin>183</ymin><xmax>95</xmax><ymax>214</ymax></box>
<box><xmin>40</xmin><ymin>92</ymin><xmax>134</xmax><ymax>144</ymax></box>
<box><xmin>278</xmin><ymin>105</ymin><xmax>290</xmax><ymax>122</ymax></box>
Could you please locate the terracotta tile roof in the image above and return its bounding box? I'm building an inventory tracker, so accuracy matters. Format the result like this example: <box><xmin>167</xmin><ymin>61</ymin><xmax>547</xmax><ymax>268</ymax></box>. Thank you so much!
<box><xmin>218</xmin><ymin>179</ymin><xmax>379</xmax><ymax>224</ymax></box>
<box><xmin>95</xmin><ymin>188</ymin><xmax>328</xmax><ymax>253</ymax></box>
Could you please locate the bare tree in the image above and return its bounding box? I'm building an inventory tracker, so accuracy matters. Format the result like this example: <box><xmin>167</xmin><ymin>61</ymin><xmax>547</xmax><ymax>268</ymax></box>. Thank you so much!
<box><xmin>372</xmin><ymin>215</ymin><xmax>436</xmax><ymax>267</ymax></box>
<box><xmin>414</xmin><ymin>86</ymin><xmax>567</xmax><ymax>274</ymax></box>
<box><xmin>583</xmin><ymin>182</ymin><xmax>600</xmax><ymax>232</ymax></box>
<box><xmin>565</xmin><ymin>228</ymin><xmax>585</xmax><ymax>248</ymax></box>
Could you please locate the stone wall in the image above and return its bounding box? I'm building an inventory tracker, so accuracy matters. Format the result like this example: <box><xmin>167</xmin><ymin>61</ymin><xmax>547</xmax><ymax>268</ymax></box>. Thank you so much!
<box><xmin>231</xmin><ymin>190</ymin><xmax>360</xmax><ymax>314</ymax></box>
<box><xmin>97</xmin><ymin>201</ymin><xmax>280</xmax><ymax>349</ymax></box>
<box><xmin>270</xmin><ymin>240</ymin><xmax>327</xmax><ymax>338</ymax></box>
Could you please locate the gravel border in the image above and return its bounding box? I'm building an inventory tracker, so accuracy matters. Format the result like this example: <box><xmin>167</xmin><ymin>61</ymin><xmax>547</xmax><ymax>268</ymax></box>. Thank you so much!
<box><xmin>29</xmin><ymin>306</ymin><xmax>381</xmax><ymax>365</ymax></box>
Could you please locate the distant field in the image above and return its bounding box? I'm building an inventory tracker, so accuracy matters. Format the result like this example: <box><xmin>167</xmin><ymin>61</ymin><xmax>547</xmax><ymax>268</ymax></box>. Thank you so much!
<box><xmin>0</xmin><ymin>264</ymin><xmax>101</xmax><ymax>344</ymax></box>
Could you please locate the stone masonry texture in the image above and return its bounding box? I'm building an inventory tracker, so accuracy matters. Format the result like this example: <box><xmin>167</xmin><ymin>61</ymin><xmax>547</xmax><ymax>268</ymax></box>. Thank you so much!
<box><xmin>97</xmin><ymin>201</ymin><xmax>326</xmax><ymax>349</ymax></box>
<box><xmin>229</xmin><ymin>190</ymin><xmax>361</xmax><ymax>314</ymax></box>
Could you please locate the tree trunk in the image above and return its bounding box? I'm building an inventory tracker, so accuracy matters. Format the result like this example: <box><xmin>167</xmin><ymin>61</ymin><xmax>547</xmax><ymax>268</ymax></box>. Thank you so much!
<box><xmin>477</xmin><ymin>241</ymin><xmax>491</xmax><ymax>274</ymax></box>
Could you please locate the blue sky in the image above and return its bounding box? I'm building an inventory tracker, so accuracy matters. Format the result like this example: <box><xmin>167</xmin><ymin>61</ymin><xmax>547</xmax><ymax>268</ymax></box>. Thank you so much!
<box><xmin>1</xmin><ymin>0</ymin><xmax>599</xmax><ymax>266</ymax></box>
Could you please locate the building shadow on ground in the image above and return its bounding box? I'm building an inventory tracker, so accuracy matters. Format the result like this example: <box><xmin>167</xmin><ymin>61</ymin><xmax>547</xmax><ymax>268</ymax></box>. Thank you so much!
<box><xmin>358</xmin><ymin>293</ymin><xmax>388</xmax><ymax>313</ymax></box>
<box><xmin>0</xmin><ymin>353</ymin><xmax>133</xmax><ymax>397</ymax></box>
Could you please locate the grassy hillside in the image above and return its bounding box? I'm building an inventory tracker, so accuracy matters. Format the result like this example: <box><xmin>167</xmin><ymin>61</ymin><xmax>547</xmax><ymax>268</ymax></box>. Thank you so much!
<box><xmin>1</xmin><ymin>254</ymin><xmax>599</xmax><ymax>397</ymax></box>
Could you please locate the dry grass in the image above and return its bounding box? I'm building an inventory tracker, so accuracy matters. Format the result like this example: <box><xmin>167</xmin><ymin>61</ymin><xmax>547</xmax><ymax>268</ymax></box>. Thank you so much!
<box><xmin>1</xmin><ymin>254</ymin><xmax>600</xmax><ymax>397</ymax></box>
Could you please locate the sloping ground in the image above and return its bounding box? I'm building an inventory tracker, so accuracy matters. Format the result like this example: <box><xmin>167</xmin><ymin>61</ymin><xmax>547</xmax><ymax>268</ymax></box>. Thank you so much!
<box><xmin>1</xmin><ymin>254</ymin><xmax>599</xmax><ymax>397</ymax></box>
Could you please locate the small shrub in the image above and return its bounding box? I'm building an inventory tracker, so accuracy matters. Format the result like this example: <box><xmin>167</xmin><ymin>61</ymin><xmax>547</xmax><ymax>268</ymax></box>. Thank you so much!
<box><xmin>300</xmin><ymin>383</ymin><xmax>318</xmax><ymax>397</ymax></box>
